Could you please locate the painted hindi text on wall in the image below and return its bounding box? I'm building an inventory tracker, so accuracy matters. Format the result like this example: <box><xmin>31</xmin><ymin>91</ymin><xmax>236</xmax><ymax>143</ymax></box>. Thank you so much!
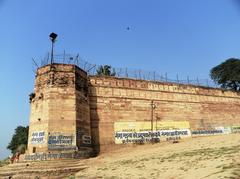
<box><xmin>114</xmin><ymin>121</ymin><xmax>191</xmax><ymax>144</ymax></box>
<box><xmin>31</xmin><ymin>131</ymin><xmax>45</xmax><ymax>144</ymax></box>
<box><xmin>48</xmin><ymin>132</ymin><xmax>76</xmax><ymax>150</ymax></box>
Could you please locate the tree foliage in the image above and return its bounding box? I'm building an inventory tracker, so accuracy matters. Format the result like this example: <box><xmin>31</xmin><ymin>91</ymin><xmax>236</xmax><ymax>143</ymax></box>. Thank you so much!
<box><xmin>210</xmin><ymin>58</ymin><xmax>240</xmax><ymax>91</ymax></box>
<box><xmin>7</xmin><ymin>126</ymin><xmax>29</xmax><ymax>154</ymax></box>
<box><xmin>96</xmin><ymin>65</ymin><xmax>116</xmax><ymax>76</ymax></box>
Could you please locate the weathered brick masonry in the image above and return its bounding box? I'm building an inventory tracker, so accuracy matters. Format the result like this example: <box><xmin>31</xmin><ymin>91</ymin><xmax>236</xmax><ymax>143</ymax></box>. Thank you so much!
<box><xmin>27</xmin><ymin>64</ymin><xmax>240</xmax><ymax>157</ymax></box>
<box><xmin>89</xmin><ymin>75</ymin><xmax>240</xmax><ymax>152</ymax></box>
<box><xmin>27</xmin><ymin>64</ymin><xmax>91</xmax><ymax>156</ymax></box>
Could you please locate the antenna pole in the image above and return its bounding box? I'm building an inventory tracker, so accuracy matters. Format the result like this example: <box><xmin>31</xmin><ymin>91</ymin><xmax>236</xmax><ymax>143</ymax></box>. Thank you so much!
<box><xmin>49</xmin><ymin>32</ymin><xmax>58</xmax><ymax>66</ymax></box>
<box><xmin>51</xmin><ymin>40</ymin><xmax>54</xmax><ymax>65</ymax></box>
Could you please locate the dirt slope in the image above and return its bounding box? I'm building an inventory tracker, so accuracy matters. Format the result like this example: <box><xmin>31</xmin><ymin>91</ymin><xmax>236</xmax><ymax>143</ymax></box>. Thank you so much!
<box><xmin>1</xmin><ymin>134</ymin><xmax>240</xmax><ymax>179</ymax></box>
<box><xmin>76</xmin><ymin>134</ymin><xmax>240</xmax><ymax>179</ymax></box>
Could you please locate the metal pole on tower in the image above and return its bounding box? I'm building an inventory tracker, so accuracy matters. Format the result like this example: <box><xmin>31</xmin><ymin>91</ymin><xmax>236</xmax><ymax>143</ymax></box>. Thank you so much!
<box><xmin>49</xmin><ymin>32</ymin><xmax>58</xmax><ymax>65</ymax></box>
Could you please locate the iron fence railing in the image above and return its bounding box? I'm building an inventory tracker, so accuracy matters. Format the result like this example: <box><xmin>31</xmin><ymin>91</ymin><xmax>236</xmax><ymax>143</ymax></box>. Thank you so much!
<box><xmin>32</xmin><ymin>53</ymin><xmax>219</xmax><ymax>88</ymax></box>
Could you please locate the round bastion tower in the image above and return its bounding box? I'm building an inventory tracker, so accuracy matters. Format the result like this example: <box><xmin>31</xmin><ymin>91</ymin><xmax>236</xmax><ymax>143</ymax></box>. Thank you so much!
<box><xmin>26</xmin><ymin>64</ymin><xmax>92</xmax><ymax>160</ymax></box>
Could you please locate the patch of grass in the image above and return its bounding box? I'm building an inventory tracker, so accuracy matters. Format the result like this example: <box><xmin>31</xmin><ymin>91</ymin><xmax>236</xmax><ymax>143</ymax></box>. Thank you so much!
<box><xmin>159</xmin><ymin>145</ymin><xmax>240</xmax><ymax>163</ymax></box>
<box><xmin>118</xmin><ymin>159</ymin><xmax>138</xmax><ymax>165</ymax></box>
<box><xmin>179</xmin><ymin>167</ymin><xmax>185</xmax><ymax>170</ymax></box>
<box><xmin>68</xmin><ymin>174</ymin><xmax>75</xmax><ymax>179</ymax></box>
<box><xmin>136</xmin><ymin>165</ymin><xmax>145</xmax><ymax>169</ymax></box>
<box><xmin>232</xmin><ymin>171</ymin><xmax>240</xmax><ymax>177</ymax></box>
<box><xmin>150</xmin><ymin>156</ymin><xmax>156</xmax><ymax>160</ymax></box>
<box><xmin>139</xmin><ymin>158</ymin><xmax>149</xmax><ymax>162</ymax></box>
<box><xmin>220</xmin><ymin>162</ymin><xmax>240</xmax><ymax>178</ymax></box>
<box><xmin>0</xmin><ymin>158</ymin><xmax>9</xmax><ymax>167</ymax></box>
<box><xmin>222</xmin><ymin>165</ymin><xmax>233</xmax><ymax>170</ymax></box>
<box><xmin>222</xmin><ymin>162</ymin><xmax>240</xmax><ymax>170</ymax></box>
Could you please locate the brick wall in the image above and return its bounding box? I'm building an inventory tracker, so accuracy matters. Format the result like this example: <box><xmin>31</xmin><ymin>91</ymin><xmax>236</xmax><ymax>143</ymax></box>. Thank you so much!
<box><xmin>27</xmin><ymin>64</ymin><xmax>240</xmax><ymax>155</ymax></box>
<box><xmin>88</xmin><ymin>76</ymin><xmax>240</xmax><ymax>152</ymax></box>
<box><xmin>27</xmin><ymin>64</ymin><xmax>91</xmax><ymax>154</ymax></box>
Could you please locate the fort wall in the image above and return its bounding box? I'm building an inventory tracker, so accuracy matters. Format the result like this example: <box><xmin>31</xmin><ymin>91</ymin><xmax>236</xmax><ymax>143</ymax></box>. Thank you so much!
<box><xmin>26</xmin><ymin>64</ymin><xmax>240</xmax><ymax>159</ymax></box>
<box><xmin>88</xmin><ymin>76</ymin><xmax>240</xmax><ymax>152</ymax></box>
<box><xmin>27</xmin><ymin>64</ymin><xmax>91</xmax><ymax>155</ymax></box>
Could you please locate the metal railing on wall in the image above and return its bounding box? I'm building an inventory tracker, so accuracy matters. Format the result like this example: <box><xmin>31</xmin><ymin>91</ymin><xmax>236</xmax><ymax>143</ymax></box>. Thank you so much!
<box><xmin>32</xmin><ymin>52</ymin><xmax>219</xmax><ymax>88</ymax></box>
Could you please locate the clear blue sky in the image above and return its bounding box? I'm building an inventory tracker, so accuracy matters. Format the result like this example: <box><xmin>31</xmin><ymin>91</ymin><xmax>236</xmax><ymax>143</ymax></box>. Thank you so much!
<box><xmin>1</xmin><ymin>0</ymin><xmax>240</xmax><ymax>159</ymax></box>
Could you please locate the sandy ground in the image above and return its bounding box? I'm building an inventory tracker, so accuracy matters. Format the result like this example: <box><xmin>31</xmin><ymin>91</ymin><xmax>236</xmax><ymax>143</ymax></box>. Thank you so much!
<box><xmin>75</xmin><ymin>134</ymin><xmax>240</xmax><ymax>179</ymax></box>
